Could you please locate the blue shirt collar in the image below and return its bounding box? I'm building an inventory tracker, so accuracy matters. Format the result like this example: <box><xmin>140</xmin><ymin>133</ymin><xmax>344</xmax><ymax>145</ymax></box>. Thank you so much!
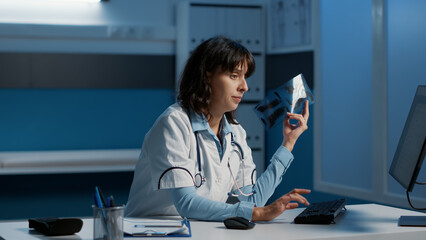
<box><xmin>189</xmin><ymin>109</ymin><xmax>235</xmax><ymax>135</ymax></box>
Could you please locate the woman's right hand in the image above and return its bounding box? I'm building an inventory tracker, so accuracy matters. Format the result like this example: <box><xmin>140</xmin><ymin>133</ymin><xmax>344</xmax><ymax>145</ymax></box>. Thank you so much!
<box><xmin>251</xmin><ymin>188</ymin><xmax>311</xmax><ymax>222</ymax></box>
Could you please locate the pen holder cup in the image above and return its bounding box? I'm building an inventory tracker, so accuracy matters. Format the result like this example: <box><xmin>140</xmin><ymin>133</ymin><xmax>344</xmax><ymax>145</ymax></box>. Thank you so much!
<box><xmin>93</xmin><ymin>205</ymin><xmax>124</xmax><ymax>240</ymax></box>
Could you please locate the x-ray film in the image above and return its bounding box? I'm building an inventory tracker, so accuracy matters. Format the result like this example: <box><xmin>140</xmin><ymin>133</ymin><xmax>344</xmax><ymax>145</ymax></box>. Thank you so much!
<box><xmin>254</xmin><ymin>74</ymin><xmax>314</xmax><ymax>130</ymax></box>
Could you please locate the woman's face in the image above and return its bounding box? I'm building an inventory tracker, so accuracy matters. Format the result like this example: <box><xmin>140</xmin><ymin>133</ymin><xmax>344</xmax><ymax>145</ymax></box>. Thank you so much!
<box><xmin>208</xmin><ymin>63</ymin><xmax>249</xmax><ymax>117</ymax></box>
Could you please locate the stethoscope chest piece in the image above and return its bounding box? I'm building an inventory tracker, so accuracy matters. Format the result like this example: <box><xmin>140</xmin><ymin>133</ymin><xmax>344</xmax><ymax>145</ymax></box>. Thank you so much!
<box><xmin>194</xmin><ymin>172</ymin><xmax>206</xmax><ymax>188</ymax></box>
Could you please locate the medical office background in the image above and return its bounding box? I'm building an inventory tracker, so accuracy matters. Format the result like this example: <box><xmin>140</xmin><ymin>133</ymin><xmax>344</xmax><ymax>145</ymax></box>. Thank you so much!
<box><xmin>0</xmin><ymin>0</ymin><xmax>425</xmax><ymax>220</ymax></box>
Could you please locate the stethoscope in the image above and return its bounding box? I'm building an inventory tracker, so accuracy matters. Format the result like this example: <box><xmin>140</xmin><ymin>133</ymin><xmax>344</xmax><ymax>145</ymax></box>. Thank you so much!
<box><xmin>157</xmin><ymin>116</ymin><xmax>256</xmax><ymax>197</ymax></box>
<box><xmin>193</xmin><ymin>131</ymin><xmax>255</xmax><ymax>197</ymax></box>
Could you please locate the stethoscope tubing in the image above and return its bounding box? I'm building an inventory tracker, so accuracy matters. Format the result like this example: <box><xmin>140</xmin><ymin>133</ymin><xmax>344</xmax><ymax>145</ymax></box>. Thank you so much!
<box><xmin>157</xmin><ymin>130</ymin><xmax>255</xmax><ymax>197</ymax></box>
<box><xmin>194</xmin><ymin>131</ymin><xmax>254</xmax><ymax>197</ymax></box>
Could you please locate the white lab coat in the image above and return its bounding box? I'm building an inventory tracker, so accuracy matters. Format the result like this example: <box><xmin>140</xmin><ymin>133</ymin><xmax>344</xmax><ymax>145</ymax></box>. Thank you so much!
<box><xmin>125</xmin><ymin>103</ymin><xmax>256</xmax><ymax>217</ymax></box>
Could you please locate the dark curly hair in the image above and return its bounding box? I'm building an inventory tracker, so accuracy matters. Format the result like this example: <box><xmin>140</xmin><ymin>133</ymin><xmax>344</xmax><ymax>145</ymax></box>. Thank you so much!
<box><xmin>177</xmin><ymin>36</ymin><xmax>255</xmax><ymax>124</ymax></box>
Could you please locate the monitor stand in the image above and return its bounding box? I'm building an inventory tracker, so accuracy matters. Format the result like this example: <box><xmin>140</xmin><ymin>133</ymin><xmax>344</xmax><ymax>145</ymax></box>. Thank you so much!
<box><xmin>399</xmin><ymin>216</ymin><xmax>426</xmax><ymax>227</ymax></box>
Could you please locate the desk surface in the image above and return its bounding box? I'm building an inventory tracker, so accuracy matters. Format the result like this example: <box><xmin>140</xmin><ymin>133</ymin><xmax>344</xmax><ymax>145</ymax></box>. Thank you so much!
<box><xmin>1</xmin><ymin>204</ymin><xmax>426</xmax><ymax>240</ymax></box>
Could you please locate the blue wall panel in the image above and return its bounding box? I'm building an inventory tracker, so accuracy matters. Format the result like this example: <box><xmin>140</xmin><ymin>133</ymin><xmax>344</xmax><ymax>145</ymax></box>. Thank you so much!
<box><xmin>320</xmin><ymin>0</ymin><xmax>373</xmax><ymax>191</ymax></box>
<box><xmin>0</xmin><ymin>89</ymin><xmax>174</xmax><ymax>151</ymax></box>
<box><xmin>387</xmin><ymin>0</ymin><xmax>426</xmax><ymax>198</ymax></box>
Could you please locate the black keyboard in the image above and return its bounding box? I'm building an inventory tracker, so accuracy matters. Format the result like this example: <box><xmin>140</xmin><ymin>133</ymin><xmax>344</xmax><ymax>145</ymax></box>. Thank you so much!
<box><xmin>294</xmin><ymin>198</ymin><xmax>347</xmax><ymax>224</ymax></box>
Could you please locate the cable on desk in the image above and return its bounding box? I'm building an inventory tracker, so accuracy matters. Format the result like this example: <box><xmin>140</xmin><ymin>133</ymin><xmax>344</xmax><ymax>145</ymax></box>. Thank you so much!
<box><xmin>406</xmin><ymin>189</ymin><xmax>426</xmax><ymax>211</ymax></box>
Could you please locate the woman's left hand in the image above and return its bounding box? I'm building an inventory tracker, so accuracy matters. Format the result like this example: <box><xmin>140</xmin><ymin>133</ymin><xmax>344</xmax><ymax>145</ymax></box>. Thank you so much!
<box><xmin>282</xmin><ymin>100</ymin><xmax>310</xmax><ymax>152</ymax></box>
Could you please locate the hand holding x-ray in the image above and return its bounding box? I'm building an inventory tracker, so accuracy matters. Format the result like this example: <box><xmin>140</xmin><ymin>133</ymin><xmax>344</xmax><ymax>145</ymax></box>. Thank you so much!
<box><xmin>254</xmin><ymin>74</ymin><xmax>315</xmax><ymax>130</ymax></box>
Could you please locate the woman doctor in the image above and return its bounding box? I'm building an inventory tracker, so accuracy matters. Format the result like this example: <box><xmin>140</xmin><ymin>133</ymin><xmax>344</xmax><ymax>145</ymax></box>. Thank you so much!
<box><xmin>125</xmin><ymin>36</ymin><xmax>310</xmax><ymax>222</ymax></box>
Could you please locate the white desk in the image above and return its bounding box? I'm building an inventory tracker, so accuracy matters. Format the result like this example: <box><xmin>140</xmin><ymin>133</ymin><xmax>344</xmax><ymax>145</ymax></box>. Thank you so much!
<box><xmin>1</xmin><ymin>204</ymin><xmax>426</xmax><ymax>240</ymax></box>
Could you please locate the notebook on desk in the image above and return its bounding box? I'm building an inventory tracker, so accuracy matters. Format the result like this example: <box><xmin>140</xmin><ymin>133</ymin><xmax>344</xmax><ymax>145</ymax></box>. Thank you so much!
<box><xmin>123</xmin><ymin>218</ymin><xmax>191</xmax><ymax>237</ymax></box>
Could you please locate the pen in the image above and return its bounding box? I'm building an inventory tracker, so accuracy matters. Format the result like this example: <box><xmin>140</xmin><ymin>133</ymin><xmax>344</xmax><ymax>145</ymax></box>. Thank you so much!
<box><xmin>107</xmin><ymin>196</ymin><xmax>115</xmax><ymax>208</ymax></box>
<box><xmin>133</xmin><ymin>224</ymin><xmax>183</xmax><ymax>228</ymax></box>
<box><xmin>95</xmin><ymin>186</ymin><xmax>107</xmax><ymax>207</ymax></box>
<box><xmin>94</xmin><ymin>186</ymin><xmax>112</xmax><ymax>239</ymax></box>
<box><xmin>142</xmin><ymin>232</ymin><xmax>167</xmax><ymax>236</ymax></box>
<box><xmin>94</xmin><ymin>189</ymin><xmax>104</xmax><ymax>208</ymax></box>
<box><xmin>133</xmin><ymin>218</ymin><xmax>187</xmax><ymax>228</ymax></box>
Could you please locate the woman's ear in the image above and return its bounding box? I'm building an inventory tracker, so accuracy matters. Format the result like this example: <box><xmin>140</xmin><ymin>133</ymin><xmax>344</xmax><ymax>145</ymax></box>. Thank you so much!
<box><xmin>206</xmin><ymin>71</ymin><xmax>213</xmax><ymax>82</ymax></box>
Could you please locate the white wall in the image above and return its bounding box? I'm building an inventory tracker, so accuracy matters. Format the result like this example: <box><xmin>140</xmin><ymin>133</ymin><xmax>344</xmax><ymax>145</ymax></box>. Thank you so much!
<box><xmin>0</xmin><ymin>0</ymin><xmax>175</xmax><ymax>26</ymax></box>
<box><xmin>0</xmin><ymin>0</ymin><xmax>177</xmax><ymax>54</ymax></box>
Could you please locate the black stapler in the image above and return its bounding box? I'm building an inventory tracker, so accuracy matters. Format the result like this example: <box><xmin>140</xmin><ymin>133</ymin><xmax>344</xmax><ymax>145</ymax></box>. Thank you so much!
<box><xmin>28</xmin><ymin>217</ymin><xmax>83</xmax><ymax>236</ymax></box>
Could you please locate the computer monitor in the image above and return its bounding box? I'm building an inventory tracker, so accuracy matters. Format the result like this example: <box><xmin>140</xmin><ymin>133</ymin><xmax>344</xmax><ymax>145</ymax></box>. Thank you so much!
<box><xmin>389</xmin><ymin>85</ymin><xmax>426</xmax><ymax>193</ymax></box>
<box><xmin>389</xmin><ymin>85</ymin><xmax>426</xmax><ymax>226</ymax></box>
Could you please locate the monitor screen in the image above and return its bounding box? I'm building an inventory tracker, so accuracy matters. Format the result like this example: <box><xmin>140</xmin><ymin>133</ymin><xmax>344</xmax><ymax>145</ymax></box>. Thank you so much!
<box><xmin>389</xmin><ymin>85</ymin><xmax>426</xmax><ymax>192</ymax></box>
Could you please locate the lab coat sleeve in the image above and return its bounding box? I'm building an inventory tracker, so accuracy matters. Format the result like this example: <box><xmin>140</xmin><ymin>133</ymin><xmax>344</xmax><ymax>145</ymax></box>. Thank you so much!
<box><xmin>147</xmin><ymin>110</ymin><xmax>196</xmax><ymax>190</ymax></box>
<box><xmin>236</xmin><ymin>145</ymin><xmax>294</xmax><ymax>207</ymax></box>
<box><xmin>169</xmin><ymin>186</ymin><xmax>255</xmax><ymax>221</ymax></box>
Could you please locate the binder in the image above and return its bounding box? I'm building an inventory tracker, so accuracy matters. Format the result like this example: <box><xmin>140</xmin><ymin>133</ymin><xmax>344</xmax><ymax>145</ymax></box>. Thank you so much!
<box><xmin>124</xmin><ymin>218</ymin><xmax>191</xmax><ymax>238</ymax></box>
